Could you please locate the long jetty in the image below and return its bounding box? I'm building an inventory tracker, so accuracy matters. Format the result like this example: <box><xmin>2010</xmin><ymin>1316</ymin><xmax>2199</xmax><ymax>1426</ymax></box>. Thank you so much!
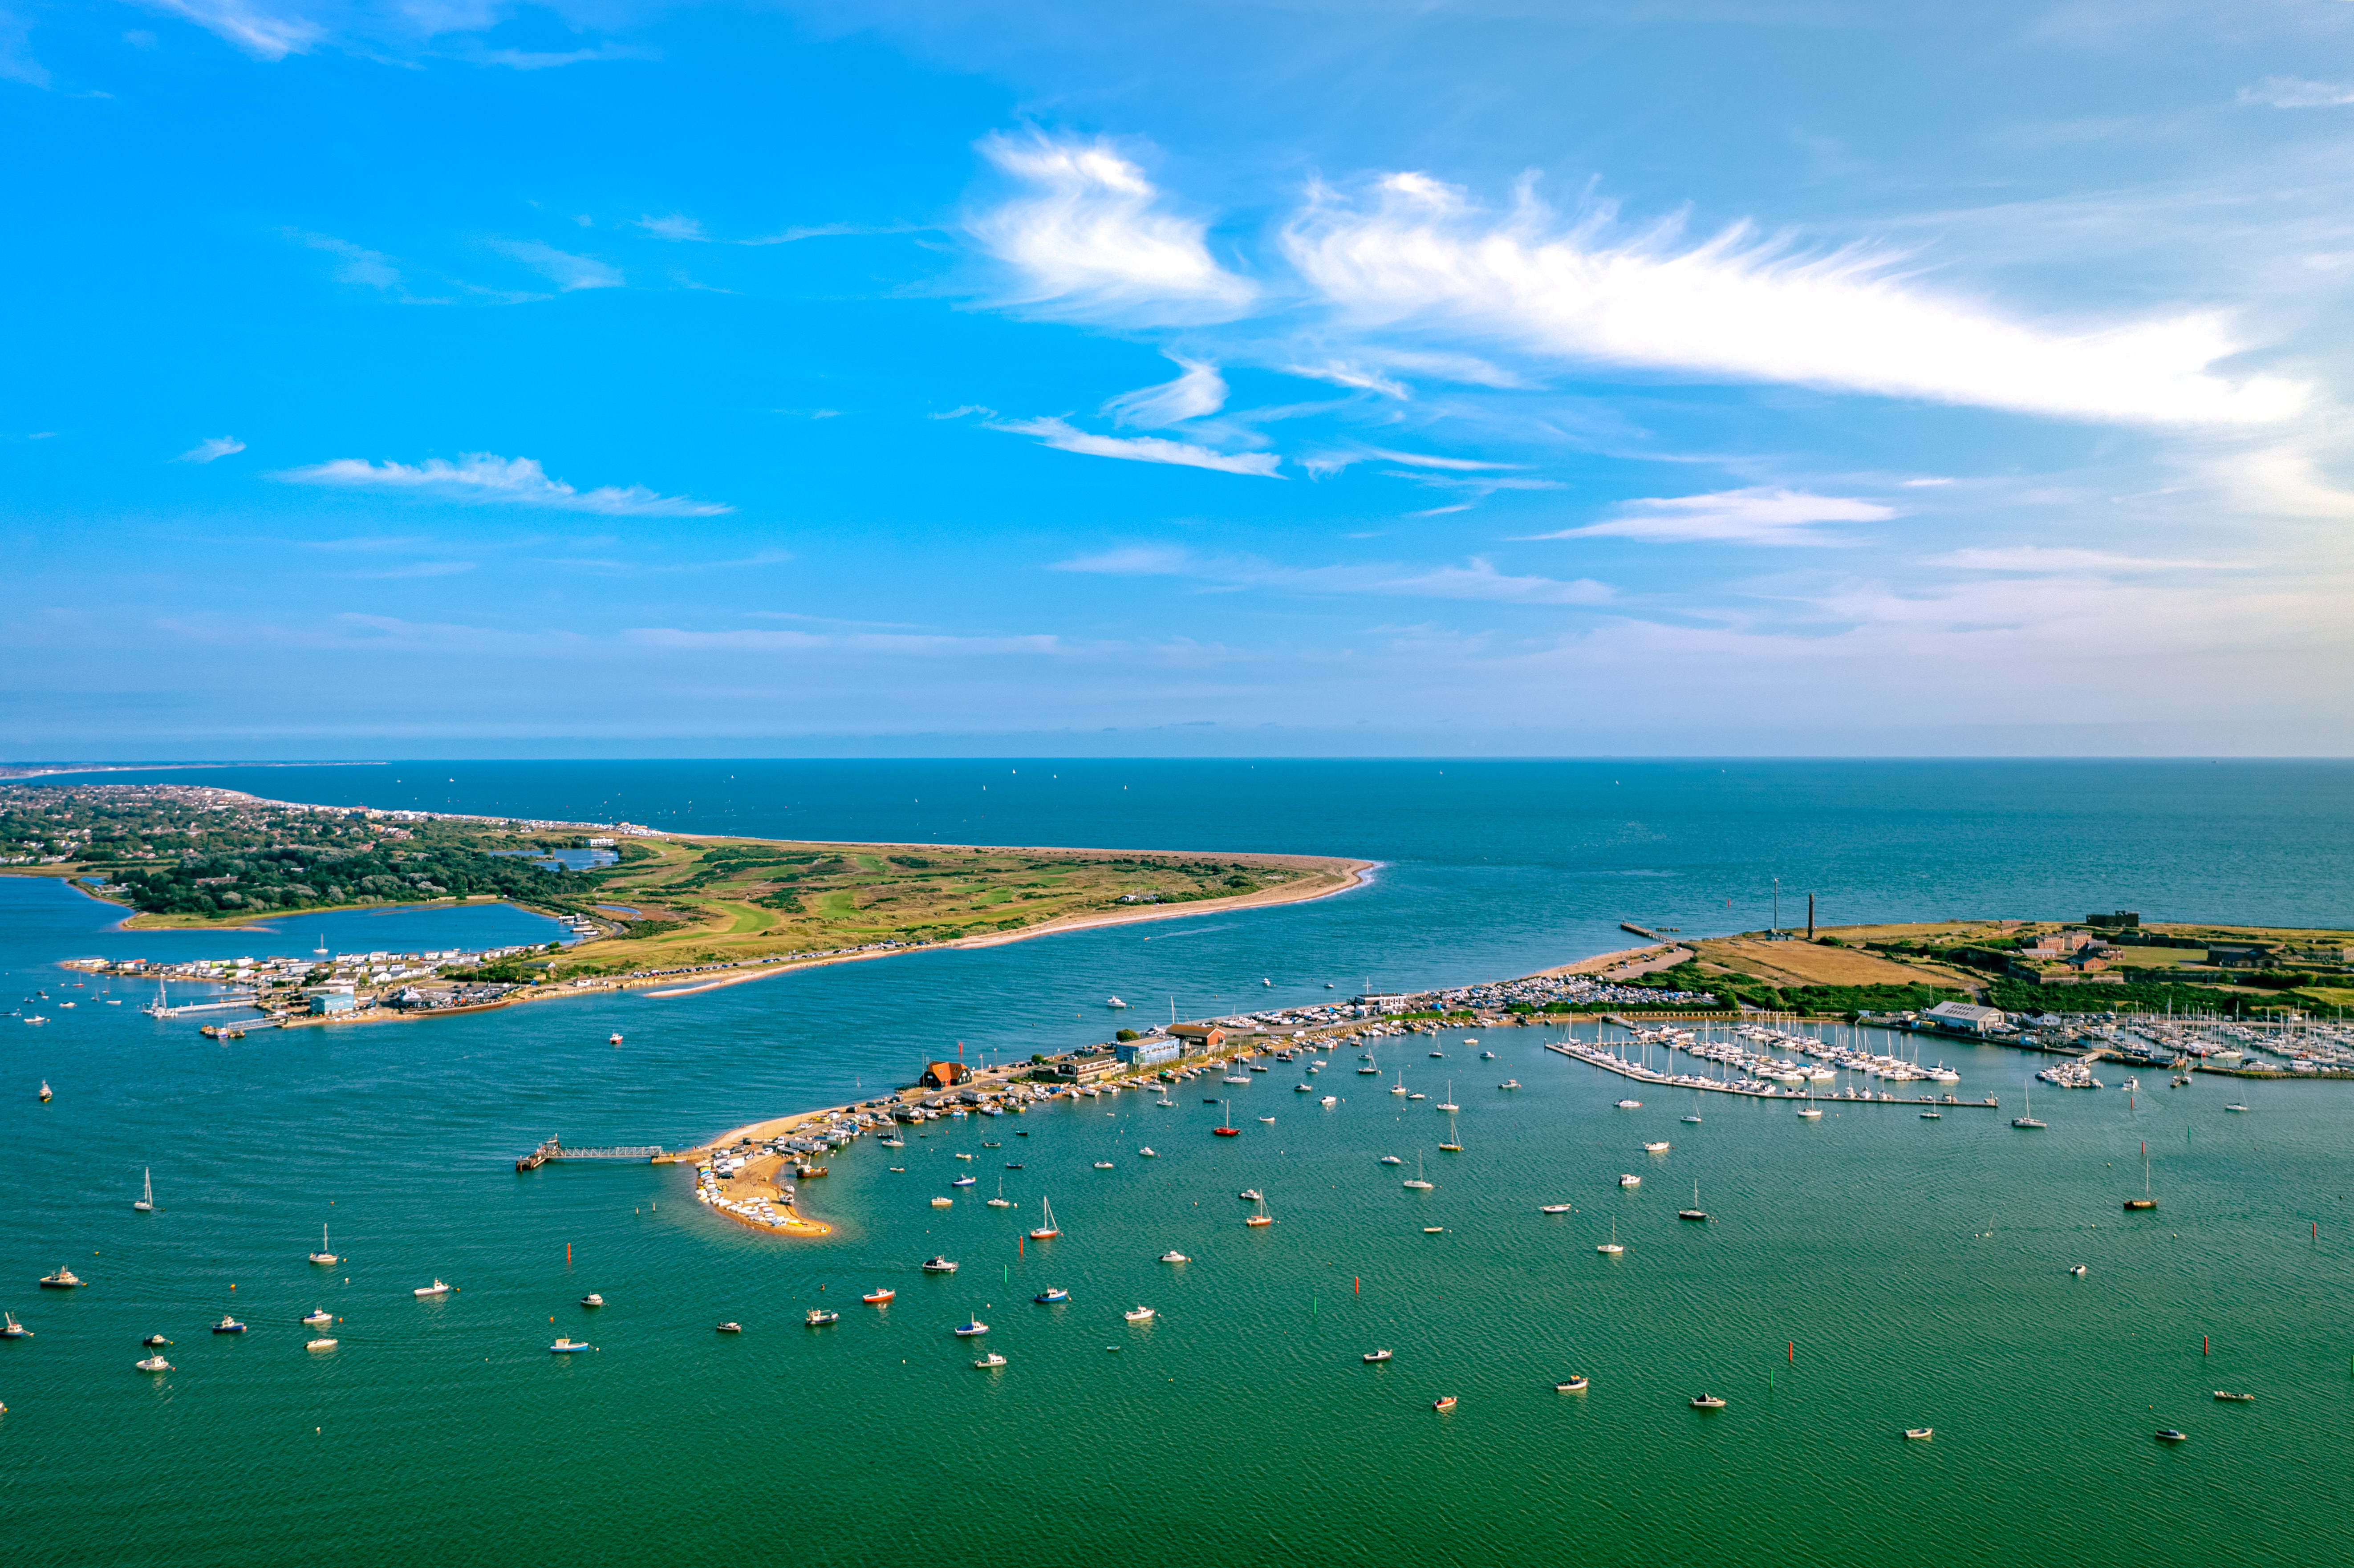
<box><xmin>515</xmin><ymin>1138</ymin><xmax>665</xmax><ymax>1170</ymax></box>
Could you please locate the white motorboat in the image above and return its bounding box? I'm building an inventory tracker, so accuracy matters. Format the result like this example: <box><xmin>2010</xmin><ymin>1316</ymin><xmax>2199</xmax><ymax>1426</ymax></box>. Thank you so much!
<box><xmin>302</xmin><ymin>1309</ymin><xmax>332</xmax><ymax>1326</ymax></box>
<box><xmin>135</xmin><ymin>1354</ymin><xmax>173</xmax><ymax>1373</ymax></box>
<box><xmin>1616</xmin><ymin>1099</ymin><xmax>1642</xmax><ymax>1110</ymax></box>
<box><xmin>550</xmin><ymin>1338</ymin><xmax>593</xmax><ymax>1353</ymax></box>
<box><xmin>1124</xmin><ymin>1306</ymin><xmax>1156</xmax><ymax>1322</ymax></box>
<box><xmin>306</xmin><ymin>1335</ymin><xmax>338</xmax><ymax>1351</ymax></box>
<box><xmin>1538</xmin><ymin>1203</ymin><xmax>1572</xmax><ymax>1214</ymax></box>
<box><xmin>1642</xmin><ymin>1141</ymin><xmax>1670</xmax><ymax>1152</ymax></box>
<box><xmin>1158</xmin><ymin>1251</ymin><xmax>1190</xmax><ymax>1264</ymax></box>
<box><xmin>1618</xmin><ymin>1174</ymin><xmax>1640</xmax><ymax>1187</ymax></box>
<box><xmin>973</xmin><ymin>1352</ymin><xmax>1008</xmax><ymax>1368</ymax></box>
<box><xmin>414</xmin><ymin>1279</ymin><xmax>451</xmax><ymax>1297</ymax></box>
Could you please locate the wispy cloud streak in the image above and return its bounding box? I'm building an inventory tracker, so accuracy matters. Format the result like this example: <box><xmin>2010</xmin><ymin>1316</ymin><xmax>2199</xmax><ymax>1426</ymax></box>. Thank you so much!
<box><xmin>273</xmin><ymin>453</ymin><xmax>731</xmax><ymax>516</ymax></box>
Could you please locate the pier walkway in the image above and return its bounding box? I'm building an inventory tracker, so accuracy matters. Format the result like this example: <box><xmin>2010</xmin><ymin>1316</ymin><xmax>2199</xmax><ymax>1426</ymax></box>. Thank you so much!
<box><xmin>515</xmin><ymin>1138</ymin><xmax>665</xmax><ymax>1170</ymax></box>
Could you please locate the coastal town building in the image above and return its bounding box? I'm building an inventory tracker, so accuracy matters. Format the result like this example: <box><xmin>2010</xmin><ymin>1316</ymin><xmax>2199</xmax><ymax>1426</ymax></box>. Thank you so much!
<box><xmin>1169</xmin><ymin>1023</ymin><xmax>1226</xmax><ymax>1054</ymax></box>
<box><xmin>919</xmin><ymin>1061</ymin><xmax>971</xmax><ymax>1089</ymax></box>
<box><xmin>1923</xmin><ymin>1001</ymin><xmax>2007</xmax><ymax>1034</ymax></box>
<box><xmin>1115</xmin><ymin>1037</ymin><xmax>1181</xmax><ymax>1067</ymax></box>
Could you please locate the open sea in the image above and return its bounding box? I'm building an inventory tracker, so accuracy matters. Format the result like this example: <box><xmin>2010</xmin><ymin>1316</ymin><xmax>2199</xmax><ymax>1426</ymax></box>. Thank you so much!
<box><xmin>3</xmin><ymin>759</ymin><xmax>2351</xmax><ymax>1567</ymax></box>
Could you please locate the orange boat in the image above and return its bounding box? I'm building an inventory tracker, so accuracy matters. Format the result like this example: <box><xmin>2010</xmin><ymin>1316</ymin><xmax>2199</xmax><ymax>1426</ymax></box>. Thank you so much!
<box><xmin>861</xmin><ymin>1289</ymin><xmax>895</xmax><ymax>1305</ymax></box>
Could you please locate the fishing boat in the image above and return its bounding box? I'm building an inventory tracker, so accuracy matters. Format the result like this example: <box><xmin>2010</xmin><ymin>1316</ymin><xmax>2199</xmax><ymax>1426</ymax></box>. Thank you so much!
<box><xmin>805</xmin><ymin>1309</ymin><xmax>839</xmax><ymax>1326</ymax></box>
<box><xmin>1158</xmin><ymin>1251</ymin><xmax>1190</xmax><ymax>1264</ymax></box>
<box><xmin>39</xmin><ymin>1079</ymin><xmax>52</xmax><ymax>1101</ymax></box>
<box><xmin>212</xmin><ymin>1315</ymin><xmax>247</xmax><ymax>1334</ymax></box>
<box><xmin>931</xmin><ymin>1196</ymin><xmax>953</xmax><ymax>1208</ymax></box>
<box><xmin>0</xmin><ymin>1313</ymin><xmax>29</xmax><ymax>1338</ymax></box>
<box><xmin>2125</xmin><ymin>1140</ymin><xmax>2157</xmax><ymax>1210</ymax></box>
<box><xmin>310</xmin><ymin>1225</ymin><xmax>339</xmax><ymax>1265</ymax></box>
<box><xmin>1598</xmin><ymin>1221</ymin><xmax>1623</xmax><ymax>1255</ymax></box>
<box><xmin>1432</xmin><ymin>1395</ymin><xmax>1457</xmax><ymax>1411</ymax></box>
<box><xmin>1689</xmin><ymin>1394</ymin><xmax>1726</xmax><ymax>1409</ymax></box>
<box><xmin>134</xmin><ymin>1168</ymin><xmax>154</xmax><ymax>1212</ymax></box>
<box><xmin>1238</xmin><ymin>1188</ymin><xmax>1263</xmax><ymax>1201</ymax></box>
<box><xmin>143</xmin><ymin>1333</ymin><xmax>171</xmax><ymax>1347</ymax></box>
<box><xmin>1360</xmin><ymin>1349</ymin><xmax>1393</xmax><ymax>1364</ymax></box>
<box><xmin>1033</xmin><ymin>1288</ymin><xmax>1070</xmax><ymax>1304</ymax></box>
<box><xmin>973</xmin><ymin>1352</ymin><xmax>1008</xmax><ymax>1368</ymax></box>
<box><xmin>2214</xmin><ymin>1390</ymin><xmax>2255</xmax><ymax>1402</ymax></box>
<box><xmin>953</xmin><ymin>1320</ymin><xmax>988</xmax><ymax>1337</ymax></box>
<box><xmin>414</xmin><ymin>1279</ymin><xmax>451</xmax><ymax>1297</ymax></box>
<box><xmin>1499</xmin><ymin>1079</ymin><xmax>1520</xmax><ymax>1090</ymax></box>
<box><xmin>302</xmin><ymin>1309</ymin><xmax>332</xmax><ymax>1326</ymax></box>
<box><xmin>1029</xmin><ymin>1199</ymin><xmax>1060</xmax><ymax>1240</ymax></box>
<box><xmin>1643</xmin><ymin>1140</ymin><xmax>1670</xmax><ymax>1153</ymax></box>
<box><xmin>1557</xmin><ymin>1376</ymin><xmax>1590</xmax><ymax>1393</ymax></box>
<box><xmin>1678</xmin><ymin>1181</ymin><xmax>1709</xmax><ymax>1222</ymax></box>
<box><xmin>135</xmin><ymin>1354</ymin><xmax>172</xmax><ymax>1373</ymax></box>
<box><xmin>715</xmin><ymin>1321</ymin><xmax>743</xmax><ymax>1333</ymax></box>
<box><xmin>1125</xmin><ymin>1306</ymin><xmax>1156</xmax><ymax>1321</ymax></box>
<box><xmin>1618</xmin><ymin>1174</ymin><xmax>1641</xmax><ymax>1188</ymax></box>
<box><xmin>862</xmin><ymin>1288</ymin><xmax>895</xmax><ymax>1305</ymax></box>
<box><xmin>1539</xmin><ymin>1203</ymin><xmax>1573</xmax><ymax>1214</ymax></box>
<box><xmin>2155</xmin><ymin>1429</ymin><xmax>2188</xmax><ymax>1443</ymax></box>
<box><xmin>1402</xmin><ymin>1152</ymin><xmax>1434</xmax><ymax>1191</ymax></box>
<box><xmin>921</xmin><ymin>1256</ymin><xmax>959</xmax><ymax>1273</ymax></box>
<box><xmin>38</xmin><ymin>1267</ymin><xmax>82</xmax><ymax>1288</ymax></box>
<box><xmin>549</xmin><ymin>1337</ymin><xmax>592</xmax><ymax>1353</ymax></box>
<box><xmin>609</xmin><ymin>1033</ymin><xmax>623</xmax><ymax>1046</ymax></box>
<box><xmin>1904</xmin><ymin>1427</ymin><xmax>1933</xmax><ymax>1440</ymax></box>
<box><xmin>306</xmin><ymin>1337</ymin><xmax>337</xmax><ymax>1351</ymax></box>
<box><xmin>2012</xmin><ymin>1078</ymin><xmax>2046</xmax><ymax>1129</ymax></box>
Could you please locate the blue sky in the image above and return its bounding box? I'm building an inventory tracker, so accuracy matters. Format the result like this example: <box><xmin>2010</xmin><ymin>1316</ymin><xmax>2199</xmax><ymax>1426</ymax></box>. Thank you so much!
<box><xmin>4</xmin><ymin>0</ymin><xmax>2351</xmax><ymax>756</ymax></box>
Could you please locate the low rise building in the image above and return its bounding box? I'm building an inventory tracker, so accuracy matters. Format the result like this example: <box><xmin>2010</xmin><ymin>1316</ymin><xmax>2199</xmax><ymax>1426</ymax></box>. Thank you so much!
<box><xmin>1115</xmin><ymin>1037</ymin><xmax>1181</xmax><ymax>1068</ymax></box>
<box><xmin>1169</xmin><ymin>1024</ymin><xmax>1226</xmax><ymax>1055</ymax></box>
<box><xmin>1923</xmin><ymin>1000</ymin><xmax>2006</xmax><ymax>1035</ymax></box>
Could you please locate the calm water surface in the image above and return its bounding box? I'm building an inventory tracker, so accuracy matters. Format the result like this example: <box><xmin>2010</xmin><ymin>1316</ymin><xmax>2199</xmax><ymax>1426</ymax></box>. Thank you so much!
<box><xmin>4</xmin><ymin>762</ymin><xmax>2351</xmax><ymax>1567</ymax></box>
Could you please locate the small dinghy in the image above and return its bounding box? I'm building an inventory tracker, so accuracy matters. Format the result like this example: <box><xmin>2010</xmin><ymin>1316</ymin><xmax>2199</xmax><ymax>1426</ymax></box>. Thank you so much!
<box><xmin>1904</xmin><ymin>1427</ymin><xmax>1932</xmax><ymax>1440</ymax></box>
<box><xmin>1033</xmin><ymin>1288</ymin><xmax>1070</xmax><ymax>1304</ymax></box>
<box><xmin>1556</xmin><ymin>1376</ymin><xmax>1589</xmax><ymax>1393</ymax></box>
<box><xmin>715</xmin><ymin>1321</ymin><xmax>743</xmax><ymax>1333</ymax></box>
<box><xmin>861</xmin><ymin>1289</ymin><xmax>895</xmax><ymax>1305</ymax></box>
<box><xmin>1432</xmin><ymin>1395</ymin><xmax>1457</xmax><ymax>1411</ymax></box>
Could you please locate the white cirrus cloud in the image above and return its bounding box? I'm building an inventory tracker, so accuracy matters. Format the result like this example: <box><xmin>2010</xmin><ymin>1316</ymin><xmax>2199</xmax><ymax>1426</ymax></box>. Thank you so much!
<box><xmin>142</xmin><ymin>0</ymin><xmax>324</xmax><ymax>59</ymax></box>
<box><xmin>491</xmin><ymin>239</ymin><xmax>621</xmax><ymax>292</ymax></box>
<box><xmin>991</xmin><ymin>416</ymin><xmax>1282</xmax><ymax>477</ymax></box>
<box><xmin>272</xmin><ymin>453</ymin><xmax>732</xmax><ymax>516</ymax></box>
<box><xmin>1103</xmin><ymin>358</ymin><xmax>1228</xmax><ymax>427</ymax></box>
<box><xmin>970</xmin><ymin>132</ymin><xmax>1257</xmax><ymax>322</ymax></box>
<box><xmin>1532</xmin><ymin>486</ymin><xmax>1895</xmax><ymax>546</ymax></box>
<box><xmin>175</xmin><ymin>436</ymin><xmax>247</xmax><ymax>464</ymax></box>
<box><xmin>625</xmin><ymin>627</ymin><xmax>1069</xmax><ymax>656</ymax></box>
<box><xmin>1281</xmin><ymin>360</ymin><xmax>1412</xmax><ymax>398</ymax></box>
<box><xmin>1050</xmin><ymin>544</ymin><xmax>1610</xmax><ymax>606</ymax></box>
<box><xmin>2238</xmin><ymin>77</ymin><xmax>2354</xmax><ymax>109</ymax></box>
<box><xmin>1281</xmin><ymin>173</ymin><xmax>2304</xmax><ymax>425</ymax></box>
<box><xmin>1924</xmin><ymin>546</ymin><xmax>2239</xmax><ymax>573</ymax></box>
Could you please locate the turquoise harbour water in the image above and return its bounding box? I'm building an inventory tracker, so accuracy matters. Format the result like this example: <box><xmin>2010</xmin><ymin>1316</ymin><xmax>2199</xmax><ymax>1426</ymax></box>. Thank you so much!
<box><xmin>4</xmin><ymin>760</ymin><xmax>2352</xmax><ymax>1568</ymax></box>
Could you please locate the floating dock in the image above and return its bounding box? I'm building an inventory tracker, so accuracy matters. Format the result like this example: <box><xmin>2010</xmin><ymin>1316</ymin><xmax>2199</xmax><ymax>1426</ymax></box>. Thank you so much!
<box><xmin>1545</xmin><ymin>1040</ymin><xmax>1999</xmax><ymax>1108</ymax></box>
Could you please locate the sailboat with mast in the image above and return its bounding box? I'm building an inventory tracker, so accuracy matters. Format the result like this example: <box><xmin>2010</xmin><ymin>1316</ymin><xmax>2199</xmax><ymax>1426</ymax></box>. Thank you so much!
<box><xmin>1028</xmin><ymin>1198</ymin><xmax>1060</xmax><ymax>1240</ymax></box>
<box><xmin>1678</xmin><ymin>1180</ymin><xmax>1709</xmax><ymax>1222</ymax></box>
<box><xmin>133</xmin><ymin>1168</ymin><xmax>154</xmax><ymax>1212</ymax></box>
<box><xmin>1402</xmin><ymin>1152</ymin><xmax>1434</xmax><ymax>1191</ymax></box>
<box><xmin>2012</xmin><ymin>1077</ymin><xmax>2046</xmax><ymax>1130</ymax></box>
<box><xmin>2124</xmin><ymin>1141</ymin><xmax>2157</xmax><ymax>1210</ymax></box>
<box><xmin>1437</xmin><ymin>1108</ymin><xmax>1463</xmax><ymax>1153</ymax></box>
<box><xmin>309</xmin><ymin>1224</ymin><xmax>339</xmax><ymax>1264</ymax></box>
<box><xmin>1213</xmin><ymin>1099</ymin><xmax>1240</xmax><ymax>1137</ymax></box>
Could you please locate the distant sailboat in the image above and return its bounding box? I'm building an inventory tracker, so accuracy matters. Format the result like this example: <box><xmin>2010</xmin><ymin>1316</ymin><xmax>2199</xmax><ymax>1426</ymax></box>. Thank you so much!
<box><xmin>310</xmin><ymin>1224</ymin><xmax>339</xmax><ymax>1265</ymax></box>
<box><xmin>134</xmin><ymin>1168</ymin><xmax>154</xmax><ymax>1212</ymax></box>
<box><xmin>2124</xmin><ymin>1140</ymin><xmax>2156</xmax><ymax>1210</ymax></box>
<box><xmin>1403</xmin><ymin>1152</ymin><xmax>1434</xmax><ymax>1191</ymax></box>
<box><xmin>1029</xmin><ymin>1198</ymin><xmax>1060</xmax><ymax>1240</ymax></box>
<box><xmin>2013</xmin><ymin>1077</ymin><xmax>2046</xmax><ymax>1130</ymax></box>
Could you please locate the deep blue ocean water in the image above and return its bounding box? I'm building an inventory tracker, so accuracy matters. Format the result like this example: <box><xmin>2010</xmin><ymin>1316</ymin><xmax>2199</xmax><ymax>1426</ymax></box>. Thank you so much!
<box><xmin>3</xmin><ymin>760</ymin><xmax>2350</xmax><ymax>1567</ymax></box>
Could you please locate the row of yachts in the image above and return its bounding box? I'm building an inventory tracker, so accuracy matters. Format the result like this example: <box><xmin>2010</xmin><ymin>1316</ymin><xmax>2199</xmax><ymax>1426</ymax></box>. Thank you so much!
<box><xmin>1623</xmin><ymin>1024</ymin><xmax>1963</xmax><ymax>1086</ymax></box>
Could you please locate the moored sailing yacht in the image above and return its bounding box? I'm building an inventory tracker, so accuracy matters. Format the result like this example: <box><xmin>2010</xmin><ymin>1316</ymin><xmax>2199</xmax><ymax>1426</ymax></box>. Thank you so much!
<box><xmin>310</xmin><ymin>1224</ymin><xmax>339</xmax><ymax>1265</ymax></box>
<box><xmin>2124</xmin><ymin>1140</ymin><xmax>2157</xmax><ymax>1210</ymax></box>
<box><xmin>1402</xmin><ymin>1152</ymin><xmax>1434</xmax><ymax>1191</ymax></box>
<box><xmin>134</xmin><ymin>1168</ymin><xmax>154</xmax><ymax>1212</ymax></box>
<box><xmin>2012</xmin><ymin>1077</ymin><xmax>2046</xmax><ymax>1129</ymax></box>
<box><xmin>1028</xmin><ymin>1198</ymin><xmax>1060</xmax><ymax>1240</ymax></box>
